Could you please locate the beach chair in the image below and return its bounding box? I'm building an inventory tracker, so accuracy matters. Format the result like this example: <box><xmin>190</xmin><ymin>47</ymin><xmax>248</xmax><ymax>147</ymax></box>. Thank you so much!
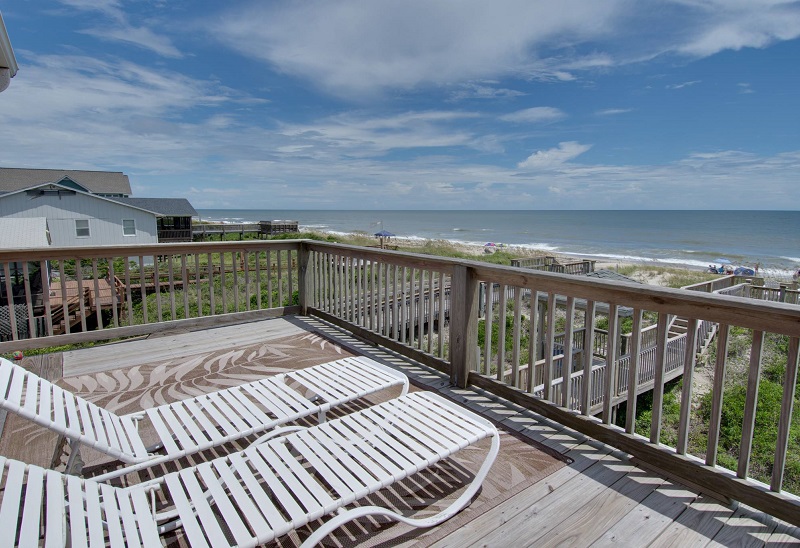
<box><xmin>0</xmin><ymin>391</ymin><xmax>499</xmax><ymax>547</ymax></box>
<box><xmin>0</xmin><ymin>355</ymin><xmax>408</xmax><ymax>481</ymax></box>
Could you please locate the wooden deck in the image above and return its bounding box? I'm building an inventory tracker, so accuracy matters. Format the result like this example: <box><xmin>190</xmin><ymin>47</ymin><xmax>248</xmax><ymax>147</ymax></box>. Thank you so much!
<box><xmin>7</xmin><ymin>316</ymin><xmax>800</xmax><ymax>547</ymax></box>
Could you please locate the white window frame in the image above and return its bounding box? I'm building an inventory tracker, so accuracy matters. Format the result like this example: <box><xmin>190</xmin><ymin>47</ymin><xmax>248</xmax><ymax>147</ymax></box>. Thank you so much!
<box><xmin>75</xmin><ymin>219</ymin><xmax>90</xmax><ymax>238</ymax></box>
<box><xmin>122</xmin><ymin>219</ymin><xmax>136</xmax><ymax>236</ymax></box>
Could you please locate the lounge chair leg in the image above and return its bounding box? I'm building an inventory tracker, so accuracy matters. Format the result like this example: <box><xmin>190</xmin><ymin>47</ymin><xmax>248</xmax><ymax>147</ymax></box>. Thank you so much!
<box><xmin>50</xmin><ymin>434</ymin><xmax>67</xmax><ymax>469</ymax></box>
<box><xmin>65</xmin><ymin>440</ymin><xmax>84</xmax><ymax>476</ymax></box>
<box><xmin>318</xmin><ymin>409</ymin><xmax>326</xmax><ymax>423</ymax></box>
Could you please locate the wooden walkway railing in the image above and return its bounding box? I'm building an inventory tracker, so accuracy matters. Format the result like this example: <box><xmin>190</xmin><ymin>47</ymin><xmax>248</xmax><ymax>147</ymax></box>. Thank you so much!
<box><xmin>1</xmin><ymin>240</ymin><xmax>799</xmax><ymax>527</ymax></box>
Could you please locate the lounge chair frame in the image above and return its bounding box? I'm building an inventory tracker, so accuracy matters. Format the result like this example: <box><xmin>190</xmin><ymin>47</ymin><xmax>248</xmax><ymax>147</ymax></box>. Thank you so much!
<box><xmin>0</xmin><ymin>391</ymin><xmax>499</xmax><ymax>547</ymax></box>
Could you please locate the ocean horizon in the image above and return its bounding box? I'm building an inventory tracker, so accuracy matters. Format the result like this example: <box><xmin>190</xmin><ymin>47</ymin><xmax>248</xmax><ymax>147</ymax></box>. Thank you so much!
<box><xmin>196</xmin><ymin>209</ymin><xmax>800</xmax><ymax>279</ymax></box>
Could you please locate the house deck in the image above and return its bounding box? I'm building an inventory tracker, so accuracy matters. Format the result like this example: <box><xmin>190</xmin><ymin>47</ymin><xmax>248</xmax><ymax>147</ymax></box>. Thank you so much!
<box><xmin>5</xmin><ymin>316</ymin><xmax>800</xmax><ymax>547</ymax></box>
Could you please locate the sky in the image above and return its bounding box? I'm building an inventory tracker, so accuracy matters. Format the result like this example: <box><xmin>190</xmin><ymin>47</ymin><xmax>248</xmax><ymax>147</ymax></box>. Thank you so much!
<box><xmin>1</xmin><ymin>1</ymin><xmax>799</xmax><ymax>210</ymax></box>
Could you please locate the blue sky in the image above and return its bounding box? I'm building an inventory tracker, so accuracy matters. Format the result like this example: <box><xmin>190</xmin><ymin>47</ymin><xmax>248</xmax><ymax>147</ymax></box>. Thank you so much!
<box><xmin>1</xmin><ymin>1</ymin><xmax>799</xmax><ymax>210</ymax></box>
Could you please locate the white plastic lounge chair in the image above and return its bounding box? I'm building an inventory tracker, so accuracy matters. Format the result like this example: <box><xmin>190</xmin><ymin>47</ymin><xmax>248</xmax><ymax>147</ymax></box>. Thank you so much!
<box><xmin>0</xmin><ymin>355</ymin><xmax>408</xmax><ymax>481</ymax></box>
<box><xmin>0</xmin><ymin>391</ymin><xmax>499</xmax><ymax>548</ymax></box>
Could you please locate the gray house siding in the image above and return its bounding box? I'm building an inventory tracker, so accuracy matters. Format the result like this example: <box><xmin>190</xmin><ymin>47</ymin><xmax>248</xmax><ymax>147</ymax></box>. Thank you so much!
<box><xmin>0</xmin><ymin>192</ymin><xmax>158</xmax><ymax>247</ymax></box>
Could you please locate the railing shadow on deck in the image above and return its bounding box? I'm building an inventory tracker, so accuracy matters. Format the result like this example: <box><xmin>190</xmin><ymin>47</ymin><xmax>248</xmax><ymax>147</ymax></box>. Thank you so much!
<box><xmin>1</xmin><ymin>239</ymin><xmax>799</xmax><ymax>528</ymax></box>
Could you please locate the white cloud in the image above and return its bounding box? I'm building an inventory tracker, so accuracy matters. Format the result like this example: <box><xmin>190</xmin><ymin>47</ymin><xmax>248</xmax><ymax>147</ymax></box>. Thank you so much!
<box><xmin>499</xmin><ymin>107</ymin><xmax>566</xmax><ymax>123</ymax></box>
<box><xmin>518</xmin><ymin>141</ymin><xmax>593</xmax><ymax>169</ymax></box>
<box><xmin>595</xmin><ymin>108</ymin><xmax>633</xmax><ymax>116</ymax></box>
<box><xmin>57</xmin><ymin>0</ymin><xmax>182</xmax><ymax>58</ymax></box>
<box><xmin>80</xmin><ymin>26</ymin><xmax>183</xmax><ymax>58</ymax></box>
<box><xmin>207</xmin><ymin>1</ymin><xmax>800</xmax><ymax>98</ymax></box>
<box><xmin>667</xmin><ymin>80</ymin><xmax>701</xmax><ymax>89</ymax></box>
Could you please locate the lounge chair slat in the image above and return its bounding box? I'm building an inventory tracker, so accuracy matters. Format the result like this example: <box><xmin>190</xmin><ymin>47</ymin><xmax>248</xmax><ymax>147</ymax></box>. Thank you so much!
<box><xmin>344</xmin><ymin>412</ymin><xmax>417</xmax><ymax>473</ymax></box>
<box><xmin>264</xmin><ymin>442</ymin><xmax>331</xmax><ymax>514</ymax></box>
<box><xmin>66</xmin><ymin>475</ymin><xmax>89</xmax><ymax>548</ymax></box>
<box><xmin>269</xmin><ymin>441</ymin><xmax>336</xmax><ymax>512</ymax></box>
<box><xmin>179</xmin><ymin>466</ymin><xmax>240</xmax><ymax>546</ymax></box>
<box><xmin>23</xmin><ymin>374</ymin><xmax>39</xmax><ymax>416</ymax></box>
<box><xmin>246</xmin><ymin>446</ymin><xmax>309</xmax><ymax>523</ymax></box>
<box><xmin>0</xmin><ymin>359</ymin><xmax>13</xmax><ymax>398</ymax></box>
<box><xmin>7</xmin><ymin>364</ymin><xmax>25</xmax><ymax>408</ymax></box>
<box><xmin>169</xmin><ymin>401</ymin><xmax>212</xmax><ymax>449</ymax></box>
<box><xmin>316</xmin><ymin>421</ymin><xmax>393</xmax><ymax>486</ymax></box>
<box><xmin>39</xmin><ymin>380</ymin><xmax>52</xmax><ymax>425</ymax></box>
<box><xmin>112</xmin><ymin>483</ymin><xmax>143</xmax><ymax>548</ymax></box>
<box><xmin>44</xmin><ymin>470</ymin><xmax>64</xmax><ymax>548</ymax></box>
<box><xmin>309</xmin><ymin>425</ymin><xmax>379</xmax><ymax>491</ymax></box>
<box><xmin>146</xmin><ymin>409</ymin><xmax>182</xmax><ymax>455</ymax></box>
<box><xmin>164</xmin><ymin>474</ymin><xmax>211</xmax><ymax>548</ymax></box>
<box><xmin>19</xmin><ymin>464</ymin><xmax>45</xmax><ymax>547</ymax></box>
<box><xmin>227</xmin><ymin>452</ymin><xmax>290</xmax><ymax>538</ymax></box>
<box><xmin>244</xmin><ymin>378</ymin><xmax>300</xmax><ymax>420</ymax></box>
<box><xmin>191</xmin><ymin>393</ymin><xmax>240</xmax><ymax>437</ymax></box>
<box><xmin>204</xmin><ymin>391</ymin><xmax>250</xmax><ymax>433</ymax></box>
<box><xmin>216</xmin><ymin>389</ymin><xmax>261</xmax><ymax>428</ymax></box>
<box><xmin>83</xmin><ymin>478</ymin><xmax>106</xmax><ymax>547</ymax></box>
<box><xmin>212</xmin><ymin>458</ymin><xmax>272</xmax><ymax>540</ymax></box>
<box><xmin>224</xmin><ymin>384</ymin><xmax>274</xmax><ymax>425</ymax></box>
<box><xmin>99</xmin><ymin>483</ymin><xmax>125</xmax><ymax>547</ymax></box>
<box><xmin>0</xmin><ymin>459</ymin><xmax>26</xmax><ymax>537</ymax></box>
<box><xmin>196</xmin><ymin>462</ymin><xmax>255</xmax><ymax>546</ymax></box>
<box><xmin>76</xmin><ymin>398</ymin><xmax>100</xmax><ymax>448</ymax></box>
<box><xmin>51</xmin><ymin>386</ymin><xmax>67</xmax><ymax>430</ymax></box>
<box><xmin>128</xmin><ymin>484</ymin><xmax>161</xmax><ymax>546</ymax></box>
<box><xmin>181</xmin><ymin>399</ymin><xmax>225</xmax><ymax>444</ymax></box>
<box><xmin>290</xmin><ymin>432</ymin><xmax>361</xmax><ymax>499</ymax></box>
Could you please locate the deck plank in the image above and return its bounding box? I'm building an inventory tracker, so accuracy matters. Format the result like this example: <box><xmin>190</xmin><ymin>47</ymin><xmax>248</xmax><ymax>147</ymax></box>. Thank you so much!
<box><xmin>648</xmin><ymin>495</ymin><xmax>736</xmax><ymax>547</ymax></box>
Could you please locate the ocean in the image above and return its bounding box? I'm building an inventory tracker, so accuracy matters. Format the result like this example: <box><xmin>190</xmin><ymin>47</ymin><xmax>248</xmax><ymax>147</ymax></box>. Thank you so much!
<box><xmin>196</xmin><ymin>210</ymin><xmax>800</xmax><ymax>279</ymax></box>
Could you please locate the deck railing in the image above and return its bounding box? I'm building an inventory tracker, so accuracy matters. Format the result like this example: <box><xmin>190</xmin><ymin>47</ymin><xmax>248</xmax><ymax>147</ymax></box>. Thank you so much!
<box><xmin>1</xmin><ymin>240</ymin><xmax>799</xmax><ymax>527</ymax></box>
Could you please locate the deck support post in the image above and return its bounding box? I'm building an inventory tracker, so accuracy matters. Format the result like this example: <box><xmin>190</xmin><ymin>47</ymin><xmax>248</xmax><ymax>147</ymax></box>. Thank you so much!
<box><xmin>450</xmin><ymin>264</ymin><xmax>478</xmax><ymax>388</ymax></box>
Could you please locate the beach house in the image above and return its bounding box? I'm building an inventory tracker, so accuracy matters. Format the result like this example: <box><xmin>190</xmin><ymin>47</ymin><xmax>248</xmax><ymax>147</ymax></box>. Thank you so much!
<box><xmin>0</xmin><ymin>168</ymin><xmax>197</xmax><ymax>245</ymax></box>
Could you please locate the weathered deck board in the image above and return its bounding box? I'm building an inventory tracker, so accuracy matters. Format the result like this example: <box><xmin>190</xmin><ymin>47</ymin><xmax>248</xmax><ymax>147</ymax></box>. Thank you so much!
<box><xmin>61</xmin><ymin>317</ymin><xmax>305</xmax><ymax>375</ymax></box>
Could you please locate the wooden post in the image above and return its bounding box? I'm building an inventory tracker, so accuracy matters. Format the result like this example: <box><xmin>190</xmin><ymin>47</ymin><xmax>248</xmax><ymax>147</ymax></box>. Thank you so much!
<box><xmin>450</xmin><ymin>264</ymin><xmax>478</xmax><ymax>388</ymax></box>
<box><xmin>298</xmin><ymin>243</ymin><xmax>311</xmax><ymax>315</ymax></box>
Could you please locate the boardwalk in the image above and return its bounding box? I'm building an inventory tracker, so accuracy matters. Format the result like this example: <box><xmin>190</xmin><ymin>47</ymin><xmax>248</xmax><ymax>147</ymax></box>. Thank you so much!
<box><xmin>5</xmin><ymin>315</ymin><xmax>797</xmax><ymax>547</ymax></box>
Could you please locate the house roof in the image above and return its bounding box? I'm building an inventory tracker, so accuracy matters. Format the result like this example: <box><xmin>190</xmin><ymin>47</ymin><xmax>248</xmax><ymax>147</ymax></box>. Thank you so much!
<box><xmin>107</xmin><ymin>197</ymin><xmax>197</xmax><ymax>217</ymax></box>
<box><xmin>0</xmin><ymin>182</ymin><xmax>160</xmax><ymax>217</ymax></box>
<box><xmin>0</xmin><ymin>168</ymin><xmax>132</xmax><ymax>195</ymax></box>
<box><xmin>0</xmin><ymin>217</ymin><xmax>50</xmax><ymax>249</ymax></box>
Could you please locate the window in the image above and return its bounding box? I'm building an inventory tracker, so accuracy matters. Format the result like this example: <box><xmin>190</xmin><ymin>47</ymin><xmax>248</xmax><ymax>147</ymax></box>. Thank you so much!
<box><xmin>75</xmin><ymin>219</ymin><xmax>90</xmax><ymax>238</ymax></box>
<box><xmin>123</xmin><ymin>219</ymin><xmax>136</xmax><ymax>236</ymax></box>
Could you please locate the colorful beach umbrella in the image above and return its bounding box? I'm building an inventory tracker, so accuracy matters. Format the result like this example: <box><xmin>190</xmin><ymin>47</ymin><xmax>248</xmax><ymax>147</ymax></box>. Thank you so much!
<box><xmin>715</xmin><ymin>257</ymin><xmax>732</xmax><ymax>264</ymax></box>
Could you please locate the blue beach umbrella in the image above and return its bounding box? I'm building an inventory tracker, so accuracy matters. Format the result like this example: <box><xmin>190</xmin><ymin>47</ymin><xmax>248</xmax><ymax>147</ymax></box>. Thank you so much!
<box><xmin>714</xmin><ymin>257</ymin><xmax>732</xmax><ymax>264</ymax></box>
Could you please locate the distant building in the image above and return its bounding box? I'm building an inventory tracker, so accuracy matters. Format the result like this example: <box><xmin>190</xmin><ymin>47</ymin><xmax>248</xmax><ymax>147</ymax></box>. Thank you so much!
<box><xmin>0</xmin><ymin>182</ymin><xmax>197</xmax><ymax>246</ymax></box>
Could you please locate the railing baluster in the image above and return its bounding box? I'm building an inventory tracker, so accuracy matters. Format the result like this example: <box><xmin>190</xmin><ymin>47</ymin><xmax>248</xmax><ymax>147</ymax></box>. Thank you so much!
<box><xmin>438</xmin><ymin>271</ymin><xmax>445</xmax><ymax>358</ymax></box>
<box><xmin>41</xmin><ymin>259</ymin><xmax>54</xmax><ymax>337</ymax></box>
<box><xmin>207</xmin><ymin>252</ymin><xmax>215</xmax><ymax>315</ymax></box>
<box><xmin>738</xmin><ymin>330</ymin><xmax>764</xmax><ymax>476</ymax></box>
<box><xmin>624</xmin><ymin>309</ymin><xmax>644</xmax><ymax>433</ymax></box>
<box><xmin>278</xmin><ymin>250</ymin><xmax>285</xmax><ymax>307</ymax></box>
<box><xmin>562</xmin><ymin>296</ymin><xmax>575</xmax><ymax>409</ymax></box>
<box><xmin>91</xmin><ymin>258</ymin><xmax>102</xmax><ymax>330</ymax></box>
<box><xmin>182</xmin><ymin>254</ymin><xmax>190</xmax><ymax>317</ymax></box>
<box><xmin>512</xmin><ymin>287</ymin><xmax>523</xmax><ymax>388</ymax></box>
<box><xmin>418</xmin><ymin>269</ymin><xmax>425</xmax><ymax>351</ymax></box>
<box><xmin>602</xmin><ymin>303</ymin><xmax>619</xmax><ymax>424</ymax></box>
<box><xmin>705</xmin><ymin>323</ymin><xmax>730</xmax><ymax>465</ymax></box>
<box><xmin>484</xmin><ymin>283</ymin><xmax>494</xmax><ymax>376</ymax></box>
<box><xmin>676</xmin><ymin>318</ymin><xmax>699</xmax><ymax>455</ymax></box>
<box><xmin>527</xmin><ymin>291</ymin><xmax>540</xmax><ymax>394</ymax></box>
<box><xmin>77</xmin><ymin>261</ymin><xmax>87</xmax><ymax>332</ymax></box>
<box><xmin>243</xmin><ymin>250</ymin><xmax>251</xmax><ymax>311</ymax></box>
<box><xmin>194</xmin><ymin>253</ymin><xmax>202</xmax><ymax>317</ymax></box>
<box><xmin>771</xmin><ymin>336</ymin><xmax>799</xmax><ymax>492</ymax></box>
<box><xmin>153</xmin><ymin>257</ymin><xmax>162</xmax><ymax>323</ymax></box>
<box><xmin>649</xmin><ymin>313</ymin><xmax>670</xmax><ymax>442</ymax></box>
<box><xmin>581</xmin><ymin>300</ymin><xmax>596</xmax><ymax>413</ymax></box>
<box><xmin>408</xmin><ymin>268</ymin><xmax>415</xmax><ymax>347</ymax></box>
<box><xmin>21</xmin><ymin>262</ymin><xmax>35</xmax><ymax>337</ymax></box>
<box><xmin>391</xmin><ymin>265</ymin><xmax>399</xmax><ymax>341</ymax></box>
<box><xmin>2</xmin><ymin>263</ymin><xmax>18</xmax><ymax>339</ymax></box>
<box><xmin>266</xmin><ymin>251</ymin><xmax>273</xmax><ymax>309</ymax></box>
<box><xmin>168</xmin><ymin>256</ymin><xmax>176</xmax><ymax>320</ymax></box>
<box><xmin>138</xmin><ymin>256</ymin><xmax>147</xmax><ymax>325</ymax></box>
<box><xmin>220</xmin><ymin>252</ymin><xmax>228</xmax><ymax>313</ymax></box>
<box><xmin>497</xmin><ymin>284</ymin><xmax>507</xmax><ymax>381</ymax></box>
<box><xmin>544</xmin><ymin>293</ymin><xmax>557</xmax><ymax>402</ymax></box>
<box><xmin>232</xmin><ymin>251</ymin><xmax>240</xmax><ymax>313</ymax></box>
<box><xmin>108</xmin><ymin>259</ymin><xmax>118</xmax><ymax>328</ymax></box>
